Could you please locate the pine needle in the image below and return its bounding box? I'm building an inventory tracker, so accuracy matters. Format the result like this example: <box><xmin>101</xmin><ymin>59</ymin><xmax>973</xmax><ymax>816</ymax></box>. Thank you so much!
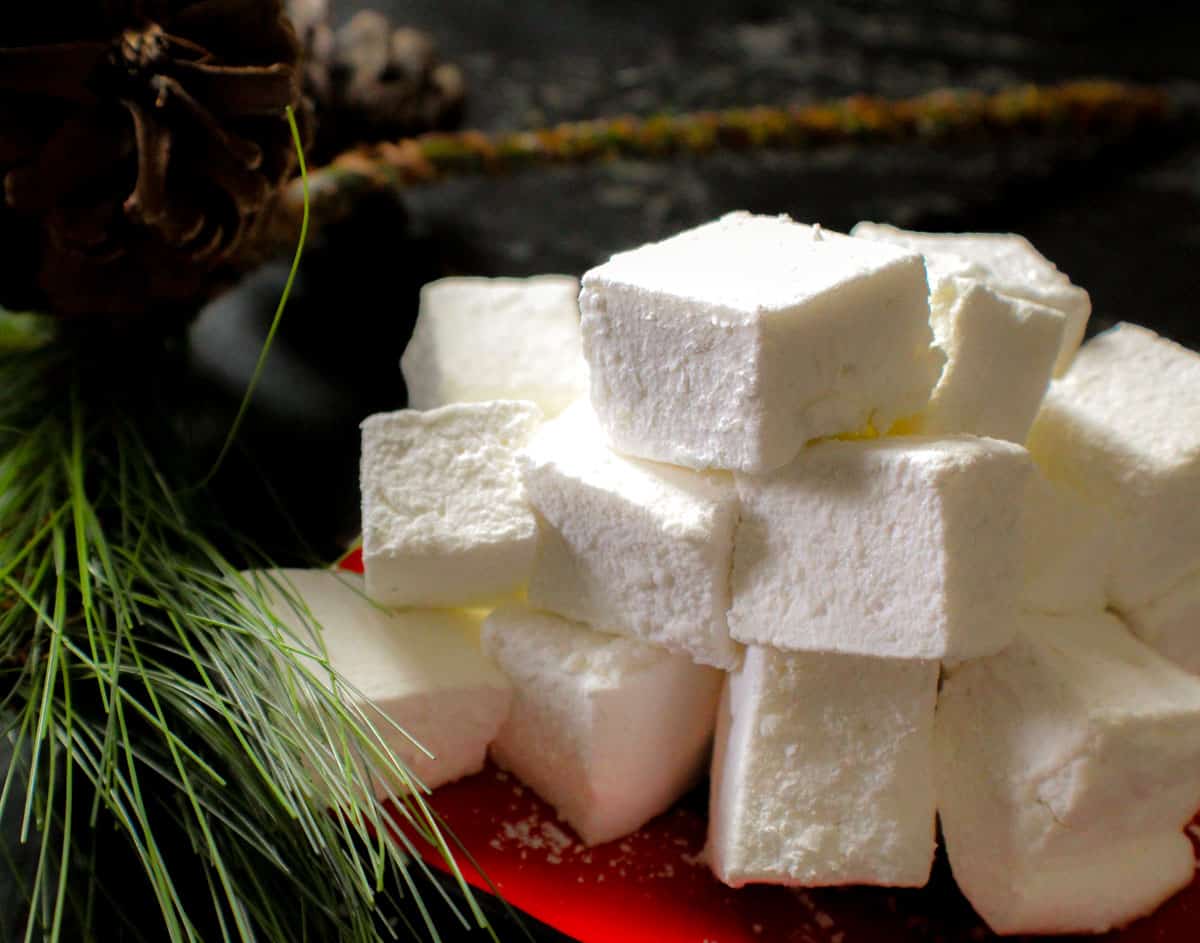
<box><xmin>0</xmin><ymin>339</ymin><xmax>498</xmax><ymax>941</ymax></box>
<box><xmin>200</xmin><ymin>105</ymin><xmax>312</xmax><ymax>488</ymax></box>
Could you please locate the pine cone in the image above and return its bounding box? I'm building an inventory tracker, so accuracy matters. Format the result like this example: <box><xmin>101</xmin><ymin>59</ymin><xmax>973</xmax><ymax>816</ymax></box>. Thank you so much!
<box><xmin>0</xmin><ymin>2</ymin><xmax>311</xmax><ymax>320</ymax></box>
<box><xmin>287</xmin><ymin>0</ymin><xmax>329</xmax><ymax>50</ymax></box>
<box><xmin>299</xmin><ymin>9</ymin><xmax>466</xmax><ymax>161</ymax></box>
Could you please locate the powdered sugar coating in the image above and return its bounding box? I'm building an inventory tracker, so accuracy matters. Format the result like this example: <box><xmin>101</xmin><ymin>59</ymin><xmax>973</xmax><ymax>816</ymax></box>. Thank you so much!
<box><xmin>482</xmin><ymin>603</ymin><xmax>722</xmax><ymax>846</ymax></box>
<box><xmin>937</xmin><ymin>611</ymin><xmax>1200</xmax><ymax>935</ymax></box>
<box><xmin>1028</xmin><ymin>323</ymin><xmax>1200</xmax><ymax>609</ymax></box>
<box><xmin>581</xmin><ymin>212</ymin><xmax>942</xmax><ymax>472</ymax></box>
<box><xmin>852</xmin><ymin>221</ymin><xmax>1090</xmax><ymax>376</ymax></box>
<box><xmin>708</xmin><ymin>647</ymin><xmax>937</xmax><ymax>888</ymax></box>
<box><xmin>401</xmin><ymin>276</ymin><xmax>587</xmax><ymax>416</ymax></box>
<box><xmin>730</xmin><ymin>435</ymin><xmax>1031</xmax><ymax>659</ymax></box>
<box><xmin>361</xmin><ymin>401</ymin><xmax>542</xmax><ymax>607</ymax></box>
<box><xmin>518</xmin><ymin>402</ymin><xmax>741</xmax><ymax>669</ymax></box>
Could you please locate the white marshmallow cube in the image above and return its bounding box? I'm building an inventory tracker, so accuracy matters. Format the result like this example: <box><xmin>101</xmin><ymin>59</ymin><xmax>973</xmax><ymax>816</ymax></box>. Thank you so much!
<box><xmin>401</xmin><ymin>275</ymin><xmax>588</xmax><ymax>417</ymax></box>
<box><xmin>481</xmin><ymin>603</ymin><xmax>723</xmax><ymax>846</ymax></box>
<box><xmin>852</xmin><ymin>221</ymin><xmax>1090</xmax><ymax>376</ymax></box>
<box><xmin>730</xmin><ymin>436</ymin><xmax>1031</xmax><ymax>660</ymax></box>
<box><xmin>708</xmin><ymin>646</ymin><xmax>938</xmax><ymax>888</ymax></box>
<box><xmin>250</xmin><ymin>569</ymin><xmax>511</xmax><ymax>795</ymax></box>
<box><xmin>1027</xmin><ymin>323</ymin><xmax>1200</xmax><ymax>610</ymax></box>
<box><xmin>905</xmin><ymin>278</ymin><xmax>1064</xmax><ymax>444</ymax></box>
<box><xmin>1020</xmin><ymin>470</ymin><xmax>1112</xmax><ymax>615</ymax></box>
<box><xmin>361</xmin><ymin>401</ymin><xmax>542</xmax><ymax>608</ymax></box>
<box><xmin>1119</xmin><ymin>571</ymin><xmax>1200</xmax><ymax>675</ymax></box>
<box><xmin>518</xmin><ymin>402</ymin><xmax>741</xmax><ymax>669</ymax></box>
<box><xmin>580</xmin><ymin>212</ymin><xmax>942</xmax><ymax>472</ymax></box>
<box><xmin>936</xmin><ymin>610</ymin><xmax>1200</xmax><ymax>935</ymax></box>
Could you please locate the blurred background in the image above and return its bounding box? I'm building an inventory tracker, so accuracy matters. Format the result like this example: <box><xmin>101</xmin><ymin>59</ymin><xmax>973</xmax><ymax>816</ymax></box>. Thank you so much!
<box><xmin>191</xmin><ymin>0</ymin><xmax>1200</xmax><ymax>561</ymax></box>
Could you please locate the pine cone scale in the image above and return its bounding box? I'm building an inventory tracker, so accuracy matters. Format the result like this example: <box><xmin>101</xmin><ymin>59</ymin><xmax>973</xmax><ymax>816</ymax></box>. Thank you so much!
<box><xmin>48</xmin><ymin>202</ymin><xmax>126</xmax><ymax>258</ymax></box>
<box><xmin>5</xmin><ymin>114</ymin><xmax>128</xmax><ymax>215</ymax></box>
<box><xmin>163</xmin><ymin>32</ymin><xmax>215</xmax><ymax>64</ymax></box>
<box><xmin>124</xmin><ymin>101</ymin><xmax>173</xmax><ymax>230</ymax></box>
<box><xmin>0</xmin><ymin>0</ymin><xmax>306</xmax><ymax>318</ymax></box>
<box><xmin>171</xmin><ymin>60</ymin><xmax>300</xmax><ymax>117</ymax></box>
<box><xmin>154</xmin><ymin>75</ymin><xmax>265</xmax><ymax>169</ymax></box>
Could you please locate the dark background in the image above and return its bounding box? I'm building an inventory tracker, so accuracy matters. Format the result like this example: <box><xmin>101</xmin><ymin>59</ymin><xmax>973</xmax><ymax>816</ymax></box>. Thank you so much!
<box><xmin>190</xmin><ymin>0</ymin><xmax>1200</xmax><ymax>562</ymax></box>
<box><xmin>6</xmin><ymin>1</ymin><xmax>1198</xmax><ymax>939</ymax></box>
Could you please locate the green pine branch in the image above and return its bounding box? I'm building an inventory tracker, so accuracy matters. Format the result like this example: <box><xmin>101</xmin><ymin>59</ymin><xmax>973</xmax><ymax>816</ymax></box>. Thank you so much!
<box><xmin>0</xmin><ymin>105</ymin><xmax>495</xmax><ymax>943</ymax></box>
<box><xmin>0</xmin><ymin>336</ymin><xmax>494</xmax><ymax>942</ymax></box>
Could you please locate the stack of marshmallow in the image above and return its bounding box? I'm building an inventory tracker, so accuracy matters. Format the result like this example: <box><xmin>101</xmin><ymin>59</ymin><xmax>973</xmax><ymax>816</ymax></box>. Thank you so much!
<box><xmin>273</xmin><ymin>213</ymin><xmax>1200</xmax><ymax>937</ymax></box>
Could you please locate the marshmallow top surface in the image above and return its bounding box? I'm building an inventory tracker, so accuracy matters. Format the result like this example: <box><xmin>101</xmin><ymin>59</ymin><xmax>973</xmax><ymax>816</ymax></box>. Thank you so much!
<box><xmin>482</xmin><ymin>602</ymin><xmax>666</xmax><ymax>690</ymax></box>
<box><xmin>852</xmin><ymin>221</ymin><xmax>1090</xmax><ymax>374</ymax></box>
<box><xmin>584</xmin><ymin>212</ymin><xmax>924</xmax><ymax>318</ymax></box>
<box><xmin>1013</xmin><ymin>610</ymin><xmax>1200</xmax><ymax>721</ymax></box>
<box><xmin>361</xmin><ymin>401</ymin><xmax>541</xmax><ymax>554</ymax></box>
<box><xmin>920</xmin><ymin>277</ymin><xmax>1064</xmax><ymax>443</ymax></box>
<box><xmin>520</xmin><ymin>400</ymin><xmax>732</xmax><ymax>522</ymax></box>
<box><xmin>249</xmin><ymin>568</ymin><xmax>511</xmax><ymax>794</ymax></box>
<box><xmin>401</xmin><ymin>275</ymin><xmax>587</xmax><ymax>416</ymax></box>
<box><xmin>581</xmin><ymin>211</ymin><xmax>940</xmax><ymax>472</ymax></box>
<box><xmin>1036</xmin><ymin>323</ymin><xmax>1200</xmax><ymax>471</ymax></box>
<box><xmin>799</xmin><ymin>431</ymin><xmax>1027</xmax><ymax>468</ymax></box>
<box><xmin>851</xmin><ymin>221</ymin><xmax>1088</xmax><ymax>314</ymax></box>
<box><xmin>250</xmin><ymin>569</ymin><xmax>510</xmax><ymax>699</ymax></box>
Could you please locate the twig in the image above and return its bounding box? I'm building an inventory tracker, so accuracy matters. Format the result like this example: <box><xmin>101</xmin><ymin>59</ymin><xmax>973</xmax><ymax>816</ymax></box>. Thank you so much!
<box><xmin>251</xmin><ymin>79</ymin><xmax>1171</xmax><ymax>259</ymax></box>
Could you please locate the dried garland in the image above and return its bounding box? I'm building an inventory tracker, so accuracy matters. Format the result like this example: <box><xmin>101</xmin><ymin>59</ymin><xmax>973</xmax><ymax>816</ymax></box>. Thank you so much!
<box><xmin>254</xmin><ymin>79</ymin><xmax>1172</xmax><ymax>257</ymax></box>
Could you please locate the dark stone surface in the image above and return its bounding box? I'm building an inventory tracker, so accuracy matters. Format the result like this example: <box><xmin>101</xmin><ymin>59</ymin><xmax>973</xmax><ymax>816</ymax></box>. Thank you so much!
<box><xmin>344</xmin><ymin>0</ymin><xmax>1200</xmax><ymax>349</ymax></box>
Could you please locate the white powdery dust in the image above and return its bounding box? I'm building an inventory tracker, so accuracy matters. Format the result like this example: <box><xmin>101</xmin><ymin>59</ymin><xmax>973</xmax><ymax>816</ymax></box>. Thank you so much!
<box><xmin>495</xmin><ymin>813</ymin><xmax>576</xmax><ymax>862</ymax></box>
<box><xmin>680</xmin><ymin>849</ymin><xmax>707</xmax><ymax>868</ymax></box>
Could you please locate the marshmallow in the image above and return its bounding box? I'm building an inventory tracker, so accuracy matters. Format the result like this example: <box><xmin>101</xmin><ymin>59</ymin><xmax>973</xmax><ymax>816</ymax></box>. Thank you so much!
<box><xmin>1027</xmin><ymin>323</ymin><xmax>1200</xmax><ymax>609</ymax></box>
<box><xmin>580</xmin><ymin>212</ymin><xmax>941</xmax><ymax>472</ymax></box>
<box><xmin>1021</xmin><ymin>471</ymin><xmax>1111</xmax><ymax>615</ymax></box>
<box><xmin>481</xmin><ymin>603</ymin><xmax>723</xmax><ymax>846</ymax></box>
<box><xmin>708</xmin><ymin>646</ymin><xmax>938</xmax><ymax>888</ymax></box>
<box><xmin>401</xmin><ymin>276</ymin><xmax>588</xmax><ymax>417</ymax></box>
<box><xmin>730</xmin><ymin>436</ymin><xmax>1031</xmax><ymax>660</ymax></box>
<box><xmin>518</xmin><ymin>402</ymin><xmax>741</xmax><ymax>669</ymax></box>
<box><xmin>249</xmin><ymin>569</ymin><xmax>511</xmax><ymax>794</ymax></box>
<box><xmin>902</xmin><ymin>278</ymin><xmax>1063</xmax><ymax>444</ymax></box>
<box><xmin>361</xmin><ymin>401</ymin><xmax>542</xmax><ymax>608</ymax></box>
<box><xmin>1119</xmin><ymin>570</ymin><xmax>1200</xmax><ymax>675</ymax></box>
<box><xmin>851</xmin><ymin>222</ymin><xmax>1090</xmax><ymax>376</ymax></box>
<box><xmin>936</xmin><ymin>610</ymin><xmax>1200</xmax><ymax>935</ymax></box>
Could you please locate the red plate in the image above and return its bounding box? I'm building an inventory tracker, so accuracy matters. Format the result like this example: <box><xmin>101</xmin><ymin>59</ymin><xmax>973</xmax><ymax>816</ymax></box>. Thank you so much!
<box><xmin>339</xmin><ymin>549</ymin><xmax>1200</xmax><ymax>941</ymax></box>
<box><xmin>404</xmin><ymin>764</ymin><xmax>1200</xmax><ymax>943</ymax></box>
